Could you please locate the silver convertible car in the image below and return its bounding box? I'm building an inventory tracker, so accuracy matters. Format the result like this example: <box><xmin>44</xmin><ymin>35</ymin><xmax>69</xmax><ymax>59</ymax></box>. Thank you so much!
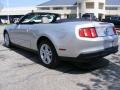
<box><xmin>4</xmin><ymin>12</ymin><xmax>119</xmax><ymax>68</ymax></box>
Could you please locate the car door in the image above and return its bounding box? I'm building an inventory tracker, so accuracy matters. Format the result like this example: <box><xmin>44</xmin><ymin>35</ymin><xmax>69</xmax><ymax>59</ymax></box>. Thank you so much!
<box><xmin>12</xmin><ymin>13</ymin><xmax>57</xmax><ymax>49</ymax></box>
<box><xmin>13</xmin><ymin>24</ymin><xmax>31</xmax><ymax>48</ymax></box>
<box><xmin>12</xmin><ymin>13</ymin><xmax>44</xmax><ymax>49</ymax></box>
<box><xmin>12</xmin><ymin>13</ymin><xmax>37</xmax><ymax>48</ymax></box>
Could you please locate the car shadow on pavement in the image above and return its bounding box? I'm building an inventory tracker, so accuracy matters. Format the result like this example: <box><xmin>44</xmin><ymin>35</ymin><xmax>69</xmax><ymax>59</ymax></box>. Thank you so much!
<box><xmin>2</xmin><ymin>44</ymin><xmax>120</xmax><ymax>90</ymax></box>
<box><xmin>76</xmin><ymin>60</ymin><xmax>120</xmax><ymax>90</ymax></box>
<box><xmin>4</xmin><ymin>45</ymin><xmax>111</xmax><ymax>74</ymax></box>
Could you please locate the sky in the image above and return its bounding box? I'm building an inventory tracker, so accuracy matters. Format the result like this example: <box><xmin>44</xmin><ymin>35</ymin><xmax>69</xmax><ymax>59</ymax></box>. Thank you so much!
<box><xmin>0</xmin><ymin>0</ymin><xmax>50</xmax><ymax>8</ymax></box>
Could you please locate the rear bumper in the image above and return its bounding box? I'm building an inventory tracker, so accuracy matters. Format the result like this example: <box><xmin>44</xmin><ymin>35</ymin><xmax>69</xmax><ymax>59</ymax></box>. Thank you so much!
<box><xmin>77</xmin><ymin>46</ymin><xmax>118</xmax><ymax>60</ymax></box>
<box><xmin>60</xmin><ymin>46</ymin><xmax>118</xmax><ymax>62</ymax></box>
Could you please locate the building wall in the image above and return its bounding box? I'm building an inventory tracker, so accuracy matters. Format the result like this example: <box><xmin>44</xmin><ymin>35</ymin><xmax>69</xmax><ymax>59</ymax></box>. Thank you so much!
<box><xmin>0</xmin><ymin>7</ymin><xmax>36</xmax><ymax>15</ymax></box>
<box><xmin>37</xmin><ymin>5</ymin><xmax>77</xmax><ymax>19</ymax></box>
<box><xmin>37</xmin><ymin>0</ymin><xmax>106</xmax><ymax>19</ymax></box>
<box><xmin>106</xmin><ymin>5</ymin><xmax>120</xmax><ymax>16</ymax></box>
<box><xmin>80</xmin><ymin>0</ymin><xmax>106</xmax><ymax>18</ymax></box>
<box><xmin>0</xmin><ymin>0</ymin><xmax>120</xmax><ymax>20</ymax></box>
<box><xmin>0</xmin><ymin>7</ymin><xmax>37</xmax><ymax>24</ymax></box>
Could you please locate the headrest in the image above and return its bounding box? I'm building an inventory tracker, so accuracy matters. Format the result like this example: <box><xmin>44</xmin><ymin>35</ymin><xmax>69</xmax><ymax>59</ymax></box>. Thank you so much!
<box><xmin>41</xmin><ymin>17</ymin><xmax>49</xmax><ymax>23</ymax></box>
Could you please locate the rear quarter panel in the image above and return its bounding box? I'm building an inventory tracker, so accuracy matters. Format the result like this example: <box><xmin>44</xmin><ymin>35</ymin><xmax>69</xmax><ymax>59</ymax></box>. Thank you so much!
<box><xmin>30</xmin><ymin>23</ymin><xmax>76</xmax><ymax>56</ymax></box>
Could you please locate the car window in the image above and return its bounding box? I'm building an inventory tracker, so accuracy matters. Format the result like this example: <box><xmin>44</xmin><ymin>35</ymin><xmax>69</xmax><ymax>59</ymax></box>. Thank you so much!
<box><xmin>119</xmin><ymin>17</ymin><xmax>120</xmax><ymax>21</ymax></box>
<box><xmin>82</xmin><ymin>15</ymin><xmax>90</xmax><ymax>18</ymax></box>
<box><xmin>22</xmin><ymin>14</ymin><xmax>35</xmax><ymax>23</ymax></box>
<box><xmin>19</xmin><ymin>13</ymin><xmax>56</xmax><ymax>24</ymax></box>
<box><xmin>29</xmin><ymin>15</ymin><xmax>42</xmax><ymax>23</ymax></box>
<box><xmin>111</xmin><ymin>16</ymin><xmax>118</xmax><ymax>20</ymax></box>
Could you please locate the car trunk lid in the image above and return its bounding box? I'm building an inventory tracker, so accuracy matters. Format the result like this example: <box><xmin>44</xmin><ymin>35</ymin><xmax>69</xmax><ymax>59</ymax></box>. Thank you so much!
<box><xmin>94</xmin><ymin>22</ymin><xmax>115</xmax><ymax>37</ymax></box>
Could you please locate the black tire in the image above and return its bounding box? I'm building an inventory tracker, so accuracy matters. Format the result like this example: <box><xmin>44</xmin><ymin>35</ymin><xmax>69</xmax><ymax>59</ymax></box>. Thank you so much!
<box><xmin>38</xmin><ymin>40</ymin><xmax>59</xmax><ymax>68</ymax></box>
<box><xmin>4</xmin><ymin>32</ymin><xmax>11</xmax><ymax>48</ymax></box>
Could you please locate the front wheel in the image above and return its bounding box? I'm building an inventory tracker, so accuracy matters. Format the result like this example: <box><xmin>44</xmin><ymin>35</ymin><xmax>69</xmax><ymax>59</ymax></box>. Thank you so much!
<box><xmin>38</xmin><ymin>40</ymin><xmax>59</xmax><ymax>68</ymax></box>
<box><xmin>4</xmin><ymin>32</ymin><xmax>11</xmax><ymax>47</ymax></box>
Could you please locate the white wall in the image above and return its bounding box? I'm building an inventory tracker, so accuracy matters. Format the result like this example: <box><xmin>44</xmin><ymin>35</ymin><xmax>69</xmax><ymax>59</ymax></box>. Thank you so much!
<box><xmin>37</xmin><ymin>5</ymin><xmax>77</xmax><ymax>19</ymax></box>
<box><xmin>0</xmin><ymin>0</ymin><xmax>120</xmax><ymax>19</ymax></box>
<box><xmin>37</xmin><ymin>0</ymin><xmax>106</xmax><ymax>19</ymax></box>
<box><xmin>0</xmin><ymin>7</ymin><xmax>36</xmax><ymax>15</ymax></box>
<box><xmin>106</xmin><ymin>5</ymin><xmax>120</xmax><ymax>16</ymax></box>
<box><xmin>80</xmin><ymin>0</ymin><xmax>106</xmax><ymax>18</ymax></box>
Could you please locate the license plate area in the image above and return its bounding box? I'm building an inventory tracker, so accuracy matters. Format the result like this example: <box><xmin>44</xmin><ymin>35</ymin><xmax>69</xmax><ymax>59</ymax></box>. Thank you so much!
<box><xmin>104</xmin><ymin>39</ymin><xmax>117</xmax><ymax>48</ymax></box>
<box><xmin>104</xmin><ymin>40</ymin><xmax>113</xmax><ymax>48</ymax></box>
<box><xmin>112</xmin><ymin>40</ymin><xmax>118</xmax><ymax>47</ymax></box>
<box><xmin>96</xmin><ymin>27</ymin><xmax>114</xmax><ymax>37</ymax></box>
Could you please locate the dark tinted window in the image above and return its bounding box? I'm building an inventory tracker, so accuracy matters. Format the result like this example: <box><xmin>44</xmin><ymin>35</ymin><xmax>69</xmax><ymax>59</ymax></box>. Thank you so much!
<box><xmin>82</xmin><ymin>15</ymin><xmax>90</xmax><ymax>18</ymax></box>
<box><xmin>111</xmin><ymin>16</ymin><xmax>119</xmax><ymax>20</ymax></box>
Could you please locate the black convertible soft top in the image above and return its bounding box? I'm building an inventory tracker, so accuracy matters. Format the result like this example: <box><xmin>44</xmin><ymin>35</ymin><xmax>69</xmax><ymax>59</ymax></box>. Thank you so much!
<box><xmin>55</xmin><ymin>18</ymin><xmax>82</xmax><ymax>23</ymax></box>
<box><xmin>55</xmin><ymin>18</ymin><xmax>97</xmax><ymax>23</ymax></box>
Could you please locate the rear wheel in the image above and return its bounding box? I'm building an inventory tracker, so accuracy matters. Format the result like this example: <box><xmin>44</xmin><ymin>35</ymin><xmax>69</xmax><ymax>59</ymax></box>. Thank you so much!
<box><xmin>38</xmin><ymin>40</ymin><xmax>59</xmax><ymax>68</ymax></box>
<box><xmin>4</xmin><ymin>32</ymin><xmax>11</xmax><ymax>48</ymax></box>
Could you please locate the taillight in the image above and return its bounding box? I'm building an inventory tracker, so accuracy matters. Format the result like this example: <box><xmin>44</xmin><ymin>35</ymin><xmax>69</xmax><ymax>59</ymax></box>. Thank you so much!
<box><xmin>79</xmin><ymin>27</ymin><xmax>97</xmax><ymax>38</ymax></box>
<box><xmin>113</xmin><ymin>27</ymin><xmax>117</xmax><ymax>35</ymax></box>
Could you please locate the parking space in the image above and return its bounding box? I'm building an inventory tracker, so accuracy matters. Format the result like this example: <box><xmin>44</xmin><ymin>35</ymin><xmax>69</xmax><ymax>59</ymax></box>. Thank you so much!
<box><xmin>0</xmin><ymin>25</ymin><xmax>120</xmax><ymax>90</ymax></box>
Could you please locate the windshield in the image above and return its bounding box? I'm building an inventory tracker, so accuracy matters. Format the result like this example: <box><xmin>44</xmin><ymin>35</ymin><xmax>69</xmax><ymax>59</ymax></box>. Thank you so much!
<box><xmin>19</xmin><ymin>13</ymin><xmax>59</xmax><ymax>24</ymax></box>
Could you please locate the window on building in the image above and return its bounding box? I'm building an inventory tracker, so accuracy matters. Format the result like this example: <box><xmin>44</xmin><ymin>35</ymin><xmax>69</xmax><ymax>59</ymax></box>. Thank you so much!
<box><xmin>99</xmin><ymin>3</ymin><xmax>104</xmax><ymax>9</ymax></box>
<box><xmin>86</xmin><ymin>2</ymin><xmax>94</xmax><ymax>9</ymax></box>
<box><xmin>67</xmin><ymin>14</ymin><xmax>77</xmax><ymax>18</ymax></box>
<box><xmin>67</xmin><ymin>6</ymin><xmax>77</xmax><ymax>10</ymax></box>
<box><xmin>106</xmin><ymin>7</ymin><xmax>118</xmax><ymax>10</ymax></box>
<box><xmin>40</xmin><ymin>7</ymin><xmax>50</xmax><ymax>10</ymax></box>
<box><xmin>53</xmin><ymin>7</ymin><xmax>63</xmax><ymax>10</ymax></box>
